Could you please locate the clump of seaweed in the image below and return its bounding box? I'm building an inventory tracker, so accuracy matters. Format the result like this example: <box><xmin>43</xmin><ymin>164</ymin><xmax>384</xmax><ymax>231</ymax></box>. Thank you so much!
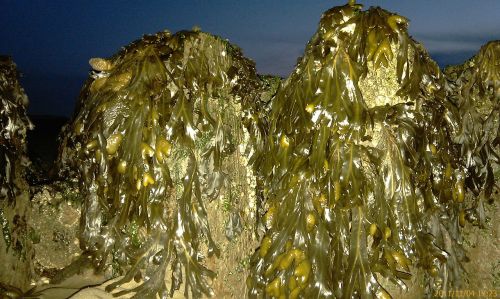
<box><xmin>0</xmin><ymin>56</ymin><xmax>32</xmax><ymax>203</ymax></box>
<box><xmin>59</xmin><ymin>30</ymin><xmax>261</xmax><ymax>298</ymax></box>
<box><xmin>246</xmin><ymin>3</ymin><xmax>481</xmax><ymax>298</ymax></box>
<box><xmin>0</xmin><ymin>56</ymin><xmax>34</xmax><ymax>290</ymax></box>
<box><xmin>444</xmin><ymin>41</ymin><xmax>499</xmax><ymax>227</ymax></box>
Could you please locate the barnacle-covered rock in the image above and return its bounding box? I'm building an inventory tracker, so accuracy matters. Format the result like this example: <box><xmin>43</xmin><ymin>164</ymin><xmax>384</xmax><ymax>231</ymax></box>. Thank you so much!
<box><xmin>29</xmin><ymin>184</ymin><xmax>82</xmax><ymax>279</ymax></box>
<box><xmin>0</xmin><ymin>56</ymin><xmax>34</xmax><ymax>290</ymax></box>
<box><xmin>58</xmin><ymin>30</ymin><xmax>263</xmax><ymax>298</ymax></box>
<box><xmin>247</xmin><ymin>3</ymin><xmax>471</xmax><ymax>298</ymax></box>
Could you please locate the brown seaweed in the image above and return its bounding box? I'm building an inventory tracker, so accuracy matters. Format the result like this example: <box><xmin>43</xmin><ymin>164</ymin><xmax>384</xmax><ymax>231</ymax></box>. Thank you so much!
<box><xmin>245</xmin><ymin>3</ymin><xmax>493</xmax><ymax>298</ymax></box>
<box><xmin>444</xmin><ymin>41</ymin><xmax>499</xmax><ymax>227</ymax></box>
<box><xmin>0</xmin><ymin>56</ymin><xmax>32</xmax><ymax>205</ymax></box>
<box><xmin>52</xmin><ymin>4</ymin><xmax>500</xmax><ymax>299</ymax></box>
<box><xmin>0</xmin><ymin>55</ymin><xmax>34</xmax><ymax>291</ymax></box>
<box><xmin>58</xmin><ymin>31</ymin><xmax>262</xmax><ymax>298</ymax></box>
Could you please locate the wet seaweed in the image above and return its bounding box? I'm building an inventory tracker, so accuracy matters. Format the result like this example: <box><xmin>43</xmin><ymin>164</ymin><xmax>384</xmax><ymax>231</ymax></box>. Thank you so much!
<box><xmin>59</xmin><ymin>31</ymin><xmax>261</xmax><ymax>298</ymax></box>
<box><xmin>0</xmin><ymin>56</ymin><xmax>33</xmax><ymax>253</ymax></box>
<box><xmin>0</xmin><ymin>56</ymin><xmax>32</xmax><ymax>205</ymax></box>
<box><xmin>0</xmin><ymin>55</ymin><xmax>34</xmax><ymax>292</ymax></box>
<box><xmin>444</xmin><ymin>41</ymin><xmax>500</xmax><ymax>227</ymax></box>
<box><xmin>52</xmin><ymin>4</ymin><xmax>500</xmax><ymax>299</ymax></box>
<box><xmin>245</xmin><ymin>3</ymin><xmax>489</xmax><ymax>298</ymax></box>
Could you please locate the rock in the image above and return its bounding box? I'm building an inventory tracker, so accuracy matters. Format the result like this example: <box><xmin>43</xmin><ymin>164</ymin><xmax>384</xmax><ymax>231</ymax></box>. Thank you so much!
<box><xmin>30</xmin><ymin>185</ymin><xmax>82</xmax><ymax>278</ymax></box>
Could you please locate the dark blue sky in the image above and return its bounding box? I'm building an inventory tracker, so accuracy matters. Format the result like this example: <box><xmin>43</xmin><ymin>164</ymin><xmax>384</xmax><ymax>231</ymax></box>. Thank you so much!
<box><xmin>1</xmin><ymin>1</ymin><xmax>498</xmax><ymax>116</ymax></box>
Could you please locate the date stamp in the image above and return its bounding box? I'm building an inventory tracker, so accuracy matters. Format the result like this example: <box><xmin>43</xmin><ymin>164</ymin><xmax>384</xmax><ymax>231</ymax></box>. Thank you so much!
<box><xmin>433</xmin><ymin>289</ymin><xmax>498</xmax><ymax>298</ymax></box>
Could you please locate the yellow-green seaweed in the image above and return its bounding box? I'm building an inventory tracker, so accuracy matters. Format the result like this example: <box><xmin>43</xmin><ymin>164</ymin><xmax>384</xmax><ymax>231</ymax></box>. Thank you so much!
<box><xmin>0</xmin><ymin>55</ymin><xmax>34</xmax><ymax>292</ymax></box>
<box><xmin>246</xmin><ymin>3</ymin><xmax>498</xmax><ymax>299</ymax></box>
<box><xmin>59</xmin><ymin>31</ymin><xmax>262</xmax><ymax>298</ymax></box>
<box><xmin>0</xmin><ymin>56</ymin><xmax>33</xmax><ymax>205</ymax></box>
<box><xmin>444</xmin><ymin>41</ymin><xmax>499</xmax><ymax>227</ymax></box>
<box><xmin>52</xmin><ymin>4</ymin><xmax>500</xmax><ymax>299</ymax></box>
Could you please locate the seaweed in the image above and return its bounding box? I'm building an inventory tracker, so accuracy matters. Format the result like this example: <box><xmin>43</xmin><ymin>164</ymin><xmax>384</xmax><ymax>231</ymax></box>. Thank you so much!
<box><xmin>0</xmin><ymin>56</ymin><xmax>33</xmax><ymax>205</ymax></box>
<box><xmin>245</xmin><ymin>3</ymin><xmax>488</xmax><ymax>298</ymax></box>
<box><xmin>444</xmin><ymin>41</ymin><xmax>500</xmax><ymax>227</ymax></box>
<box><xmin>59</xmin><ymin>30</ymin><xmax>262</xmax><ymax>298</ymax></box>
<box><xmin>52</xmin><ymin>3</ymin><xmax>500</xmax><ymax>299</ymax></box>
<box><xmin>0</xmin><ymin>56</ymin><xmax>34</xmax><ymax>291</ymax></box>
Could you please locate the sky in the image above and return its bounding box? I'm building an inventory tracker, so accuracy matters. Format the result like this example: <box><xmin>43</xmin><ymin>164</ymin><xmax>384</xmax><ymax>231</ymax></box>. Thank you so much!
<box><xmin>1</xmin><ymin>0</ymin><xmax>498</xmax><ymax>117</ymax></box>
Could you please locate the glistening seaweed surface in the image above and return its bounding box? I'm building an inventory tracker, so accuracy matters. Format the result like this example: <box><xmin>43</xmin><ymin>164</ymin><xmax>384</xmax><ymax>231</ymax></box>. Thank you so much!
<box><xmin>51</xmin><ymin>3</ymin><xmax>500</xmax><ymax>299</ymax></box>
<box><xmin>246</xmin><ymin>4</ymin><xmax>498</xmax><ymax>298</ymax></box>
<box><xmin>0</xmin><ymin>56</ymin><xmax>32</xmax><ymax>205</ymax></box>
<box><xmin>0</xmin><ymin>56</ymin><xmax>34</xmax><ymax>292</ymax></box>
<box><xmin>444</xmin><ymin>41</ymin><xmax>500</xmax><ymax>227</ymax></box>
<box><xmin>59</xmin><ymin>31</ymin><xmax>261</xmax><ymax>298</ymax></box>
<box><xmin>0</xmin><ymin>56</ymin><xmax>32</xmax><ymax>254</ymax></box>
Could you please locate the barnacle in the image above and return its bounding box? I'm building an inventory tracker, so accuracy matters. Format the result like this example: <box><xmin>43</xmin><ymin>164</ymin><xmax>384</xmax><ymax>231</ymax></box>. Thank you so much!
<box><xmin>59</xmin><ymin>30</ymin><xmax>262</xmax><ymax>298</ymax></box>
<box><xmin>246</xmin><ymin>3</ymin><xmax>485</xmax><ymax>298</ymax></box>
